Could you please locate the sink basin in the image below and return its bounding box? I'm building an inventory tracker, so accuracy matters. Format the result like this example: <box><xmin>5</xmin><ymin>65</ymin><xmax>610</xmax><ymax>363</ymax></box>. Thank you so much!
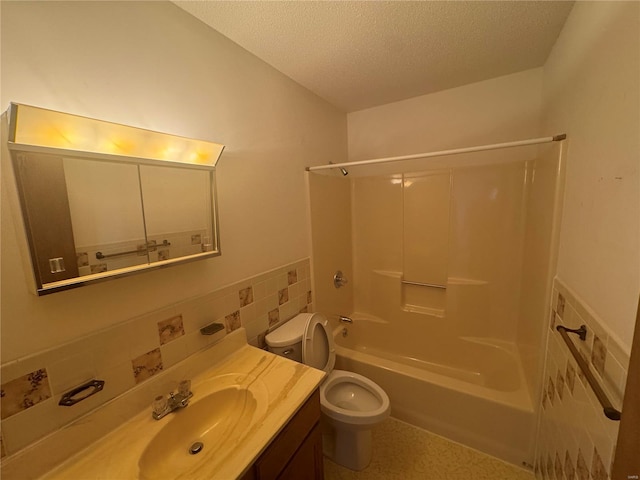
<box><xmin>138</xmin><ymin>375</ymin><xmax>267</xmax><ymax>479</ymax></box>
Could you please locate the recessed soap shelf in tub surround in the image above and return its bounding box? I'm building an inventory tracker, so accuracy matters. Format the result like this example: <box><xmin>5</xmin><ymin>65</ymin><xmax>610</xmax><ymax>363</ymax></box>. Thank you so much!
<box><xmin>58</xmin><ymin>379</ymin><xmax>105</xmax><ymax>406</ymax></box>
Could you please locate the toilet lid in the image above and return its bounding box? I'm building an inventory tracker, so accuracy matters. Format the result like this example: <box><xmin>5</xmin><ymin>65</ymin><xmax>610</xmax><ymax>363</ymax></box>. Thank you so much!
<box><xmin>302</xmin><ymin>314</ymin><xmax>335</xmax><ymax>374</ymax></box>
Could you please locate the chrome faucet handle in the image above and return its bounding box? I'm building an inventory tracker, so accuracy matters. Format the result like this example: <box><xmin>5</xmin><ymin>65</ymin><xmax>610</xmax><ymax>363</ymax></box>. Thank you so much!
<box><xmin>333</xmin><ymin>271</ymin><xmax>348</xmax><ymax>289</ymax></box>
<box><xmin>339</xmin><ymin>315</ymin><xmax>353</xmax><ymax>324</ymax></box>
<box><xmin>153</xmin><ymin>395</ymin><xmax>168</xmax><ymax>417</ymax></box>
<box><xmin>178</xmin><ymin>379</ymin><xmax>191</xmax><ymax>397</ymax></box>
<box><xmin>151</xmin><ymin>380</ymin><xmax>193</xmax><ymax>420</ymax></box>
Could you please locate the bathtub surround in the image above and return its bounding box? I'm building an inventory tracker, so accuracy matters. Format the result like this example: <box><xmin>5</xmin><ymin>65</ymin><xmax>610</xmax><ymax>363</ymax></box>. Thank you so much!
<box><xmin>307</xmin><ymin>173</ymin><xmax>354</xmax><ymax>317</ymax></box>
<box><xmin>0</xmin><ymin>258</ymin><xmax>311</xmax><ymax>457</ymax></box>
<box><xmin>534</xmin><ymin>278</ymin><xmax>628</xmax><ymax>480</ymax></box>
<box><xmin>311</xmin><ymin>144</ymin><xmax>562</xmax><ymax>465</ymax></box>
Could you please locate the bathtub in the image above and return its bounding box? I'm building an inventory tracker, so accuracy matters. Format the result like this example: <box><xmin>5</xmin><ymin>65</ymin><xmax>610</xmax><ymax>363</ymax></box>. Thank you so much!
<box><xmin>332</xmin><ymin>313</ymin><xmax>535</xmax><ymax>467</ymax></box>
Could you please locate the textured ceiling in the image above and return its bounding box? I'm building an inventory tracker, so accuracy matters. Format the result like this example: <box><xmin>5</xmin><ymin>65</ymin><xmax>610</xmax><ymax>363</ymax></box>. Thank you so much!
<box><xmin>174</xmin><ymin>1</ymin><xmax>574</xmax><ymax>112</ymax></box>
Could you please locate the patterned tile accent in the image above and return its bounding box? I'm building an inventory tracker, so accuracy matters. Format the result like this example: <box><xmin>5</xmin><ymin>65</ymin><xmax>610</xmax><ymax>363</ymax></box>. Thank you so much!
<box><xmin>287</xmin><ymin>269</ymin><xmax>298</xmax><ymax>285</ymax></box>
<box><xmin>564</xmin><ymin>450</ymin><xmax>575</xmax><ymax>480</ymax></box>
<box><xmin>556</xmin><ymin>370</ymin><xmax>565</xmax><ymax>400</ymax></box>
<box><xmin>268</xmin><ymin>308</ymin><xmax>280</xmax><ymax>327</ymax></box>
<box><xmin>565</xmin><ymin>362</ymin><xmax>576</xmax><ymax>394</ymax></box>
<box><xmin>278</xmin><ymin>287</ymin><xmax>289</xmax><ymax>305</ymax></box>
<box><xmin>90</xmin><ymin>264</ymin><xmax>107</xmax><ymax>274</ymax></box>
<box><xmin>576</xmin><ymin>449</ymin><xmax>589</xmax><ymax>480</ymax></box>
<box><xmin>554</xmin><ymin>452</ymin><xmax>563</xmax><ymax>480</ymax></box>
<box><xmin>591</xmin><ymin>447</ymin><xmax>607</xmax><ymax>480</ymax></box>
<box><xmin>239</xmin><ymin>286</ymin><xmax>254</xmax><ymax>308</ymax></box>
<box><xmin>144</xmin><ymin>240</ymin><xmax>157</xmax><ymax>253</ymax></box>
<box><xmin>131</xmin><ymin>348</ymin><xmax>163</xmax><ymax>384</ymax></box>
<box><xmin>190</xmin><ymin>234</ymin><xmax>201</xmax><ymax>245</ymax></box>
<box><xmin>0</xmin><ymin>369</ymin><xmax>51</xmax><ymax>420</ymax></box>
<box><xmin>0</xmin><ymin>258</ymin><xmax>313</xmax><ymax>458</ymax></box>
<box><xmin>556</xmin><ymin>292</ymin><xmax>565</xmax><ymax>317</ymax></box>
<box><xmin>591</xmin><ymin>335</ymin><xmax>606</xmax><ymax>377</ymax></box>
<box><xmin>76</xmin><ymin>252</ymin><xmax>89</xmax><ymax>267</ymax></box>
<box><xmin>534</xmin><ymin>278</ymin><xmax>628</xmax><ymax>480</ymax></box>
<box><xmin>157</xmin><ymin>315</ymin><xmax>185</xmax><ymax>345</ymax></box>
<box><xmin>224</xmin><ymin>311</ymin><xmax>241</xmax><ymax>333</ymax></box>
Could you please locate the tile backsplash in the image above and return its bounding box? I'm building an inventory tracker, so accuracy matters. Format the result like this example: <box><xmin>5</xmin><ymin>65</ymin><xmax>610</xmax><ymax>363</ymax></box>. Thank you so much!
<box><xmin>0</xmin><ymin>258</ymin><xmax>312</xmax><ymax>458</ymax></box>
<box><xmin>535</xmin><ymin>278</ymin><xmax>629</xmax><ymax>480</ymax></box>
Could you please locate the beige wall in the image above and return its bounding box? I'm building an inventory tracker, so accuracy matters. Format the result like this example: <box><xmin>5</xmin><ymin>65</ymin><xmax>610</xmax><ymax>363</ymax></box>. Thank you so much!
<box><xmin>0</xmin><ymin>1</ymin><xmax>346</xmax><ymax>361</ymax></box>
<box><xmin>347</xmin><ymin>67</ymin><xmax>543</xmax><ymax>161</ymax></box>
<box><xmin>541</xmin><ymin>1</ymin><xmax>639</xmax><ymax>352</ymax></box>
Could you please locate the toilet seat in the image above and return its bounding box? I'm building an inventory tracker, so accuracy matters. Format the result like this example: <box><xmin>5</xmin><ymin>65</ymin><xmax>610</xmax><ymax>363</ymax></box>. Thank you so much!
<box><xmin>320</xmin><ymin>370</ymin><xmax>390</xmax><ymax>426</ymax></box>
<box><xmin>264</xmin><ymin>311</ymin><xmax>390</xmax><ymax>471</ymax></box>
<box><xmin>302</xmin><ymin>313</ymin><xmax>335</xmax><ymax>374</ymax></box>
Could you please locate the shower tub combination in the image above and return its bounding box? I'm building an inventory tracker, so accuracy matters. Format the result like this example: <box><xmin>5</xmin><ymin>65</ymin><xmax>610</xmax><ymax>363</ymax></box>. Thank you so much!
<box><xmin>333</xmin><ymin>313</ymin><xmax>535</xmax><ymax>466</ymax></box>
<box><xmin>309</xmin><ymin>140</ymin><xmax>564</xmax><ymax>469</ymax></box>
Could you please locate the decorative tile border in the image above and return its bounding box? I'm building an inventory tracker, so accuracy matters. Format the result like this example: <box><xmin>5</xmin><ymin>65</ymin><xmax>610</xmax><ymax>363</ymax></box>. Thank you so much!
<box><xmin>0</xmin><ymin>258</ymin><xmax>312</xmax><ymax>458</ymax></box>
<box><xmin>0</xmin><ymin>369</ymin><xmax>52</xmax><ymax>420</ymax></box>
<box><xmin>157</xmin><ymin>315</ymin><xmax>185</xmax><ymax>346</ymax></box>
<box><xmin>224</xmin><ymin>311</ymin><xmax>241</xmax><ymax>333</ymax></box>
<box><xmin>534</xmin><ymin>277</ymin><xmax>629</xmax><ymax>480</ymax></box>
<box><xmin>278</xmin><ymin>287</ymin><xmax>289</xmax><ymax>305</ymax></box>
<box><xmin>239</xmin><ymin>287</ymin><xmax>253</xmax><ymax>308</ymax></box>
<box><xmin>131</xmin><ymin>348</ymin><xmax>163</xmax><ymax>384</ymax></box>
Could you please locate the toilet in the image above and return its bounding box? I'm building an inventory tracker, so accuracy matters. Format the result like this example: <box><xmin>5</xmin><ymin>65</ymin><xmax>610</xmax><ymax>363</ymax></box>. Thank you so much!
<box><xmin>265</xmin><ymin>312</ymin><xmax>390</xmax><ymax>471</ymax></box>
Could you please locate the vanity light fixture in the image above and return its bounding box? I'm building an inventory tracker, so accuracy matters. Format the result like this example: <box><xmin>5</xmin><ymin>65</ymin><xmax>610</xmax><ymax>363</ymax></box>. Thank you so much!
<box><xmin>7</xmin><ymin>103</ymin><xmax>225</xmax><ymax>167</ymax></box>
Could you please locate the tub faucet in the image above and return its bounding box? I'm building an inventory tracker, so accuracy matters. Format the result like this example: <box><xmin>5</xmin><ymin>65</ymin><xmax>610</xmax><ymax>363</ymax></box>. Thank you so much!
<box><xmin>339</xmin><ymin>315</ymin><xmax>353</xmax><ymax>324</ymax></box>
<box><xmin>152</xmin><ymin>380</ymin><xmax>192</xmax><ymax>420</ymax></box>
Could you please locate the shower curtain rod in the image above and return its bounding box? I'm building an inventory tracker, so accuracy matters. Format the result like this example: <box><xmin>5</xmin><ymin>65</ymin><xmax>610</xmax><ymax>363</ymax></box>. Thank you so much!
<box><xmin>305</xmin><ymin>134</ymin><xmax>566</xmax><ymax>172</ymax></box>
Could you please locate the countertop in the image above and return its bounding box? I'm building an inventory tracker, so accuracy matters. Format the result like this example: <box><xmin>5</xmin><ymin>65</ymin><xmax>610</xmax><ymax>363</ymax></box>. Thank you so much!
<box><xmin>39</xmin><ymin>330</ymin><xmax>325</xmax><ymax>479</ymax></box>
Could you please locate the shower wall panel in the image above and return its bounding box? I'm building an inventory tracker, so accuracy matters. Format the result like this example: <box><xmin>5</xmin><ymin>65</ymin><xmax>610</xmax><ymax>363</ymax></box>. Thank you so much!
<box><xmin>308</xmin><ymin>174</ymin><xmax>354</xmax><ymax>316</ymax></box>
<box><xmin>447</xmin><ymin>162</ymin><xmax>527</xmax><ymax>341</ymax></box>
<box><xmin>402</xmin><ymin>171</ymin><xmax>450</xmax><ymax>287</ymax></box>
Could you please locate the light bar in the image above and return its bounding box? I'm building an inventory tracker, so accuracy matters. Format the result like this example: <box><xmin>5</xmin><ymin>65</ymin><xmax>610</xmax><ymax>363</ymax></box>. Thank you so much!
<box><xmin>8</xmin><ymin>103</ymin><xmax>225</xmax><ymax>167</ymax></box>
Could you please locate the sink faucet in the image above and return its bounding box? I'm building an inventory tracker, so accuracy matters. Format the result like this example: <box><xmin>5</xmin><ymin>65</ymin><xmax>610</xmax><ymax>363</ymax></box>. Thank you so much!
<box><xmin>152</xmin><ymin>380</ymin><xmax>193</xmax><ymax>420</ymax></box>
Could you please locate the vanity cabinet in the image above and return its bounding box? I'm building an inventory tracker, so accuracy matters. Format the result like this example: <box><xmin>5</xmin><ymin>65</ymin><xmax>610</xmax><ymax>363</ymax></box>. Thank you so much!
<box><xmin>241</xmin><ymin>389</ymin><xmax>323</xmax><ymax>480</ymax></box>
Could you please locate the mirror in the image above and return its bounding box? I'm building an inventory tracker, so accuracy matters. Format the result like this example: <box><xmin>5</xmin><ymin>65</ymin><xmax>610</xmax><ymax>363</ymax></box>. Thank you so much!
<box><xmin>6</xmin><ymin>103</ymin><xmax>224</xmax><ymax>295</ymax></box>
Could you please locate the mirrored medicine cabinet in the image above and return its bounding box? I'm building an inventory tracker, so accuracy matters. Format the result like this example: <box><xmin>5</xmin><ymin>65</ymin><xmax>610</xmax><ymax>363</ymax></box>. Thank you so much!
<box><xmin>4</xmin><ymin>103</ymin><xmax>225</xmax><ymax>295</ymax></box>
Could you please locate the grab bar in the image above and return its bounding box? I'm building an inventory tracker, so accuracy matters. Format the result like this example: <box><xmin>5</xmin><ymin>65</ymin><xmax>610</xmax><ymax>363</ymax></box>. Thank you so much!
<box><xmin>96</xmin><ymin>240</ymin><xmax>171</xmax><ymax>260</ymax></box>
<box><xmin>556</xmin><ymin>324</ymin><xmax>621</xmax><ymax>421</ymax></box>
<box><xmin>401</xmin><ymin>280</ymin><xmax>446</xmax><ymax>289</ymax></box>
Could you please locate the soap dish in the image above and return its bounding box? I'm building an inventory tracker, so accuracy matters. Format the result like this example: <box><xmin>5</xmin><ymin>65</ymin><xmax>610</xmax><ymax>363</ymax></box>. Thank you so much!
<box><xmin>200</xmin><ymin>322</ymin><xmax>225</xmax><ymax>336</ymax></box>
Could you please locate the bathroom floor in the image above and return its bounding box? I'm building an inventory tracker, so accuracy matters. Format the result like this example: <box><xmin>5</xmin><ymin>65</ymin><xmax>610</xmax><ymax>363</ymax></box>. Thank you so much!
<box><xmin>323</xmin><ymin>418</ymin><xmax>534</xmax><ymax>480</ymax></box>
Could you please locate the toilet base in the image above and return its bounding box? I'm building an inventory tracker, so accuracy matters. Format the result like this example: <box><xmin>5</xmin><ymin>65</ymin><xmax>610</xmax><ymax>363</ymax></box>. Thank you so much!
<box><xmin>322</xmin><ymin>418</ymin><xmax>373</xmax><ymax>471</ymax></box>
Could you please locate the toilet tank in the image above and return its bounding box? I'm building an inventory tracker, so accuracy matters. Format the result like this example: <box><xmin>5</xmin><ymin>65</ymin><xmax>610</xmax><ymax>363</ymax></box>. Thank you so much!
<box><xmin>265</xmin><ymin>314</ymin><xmax>309</xmax><ymax>363</ymax></box>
